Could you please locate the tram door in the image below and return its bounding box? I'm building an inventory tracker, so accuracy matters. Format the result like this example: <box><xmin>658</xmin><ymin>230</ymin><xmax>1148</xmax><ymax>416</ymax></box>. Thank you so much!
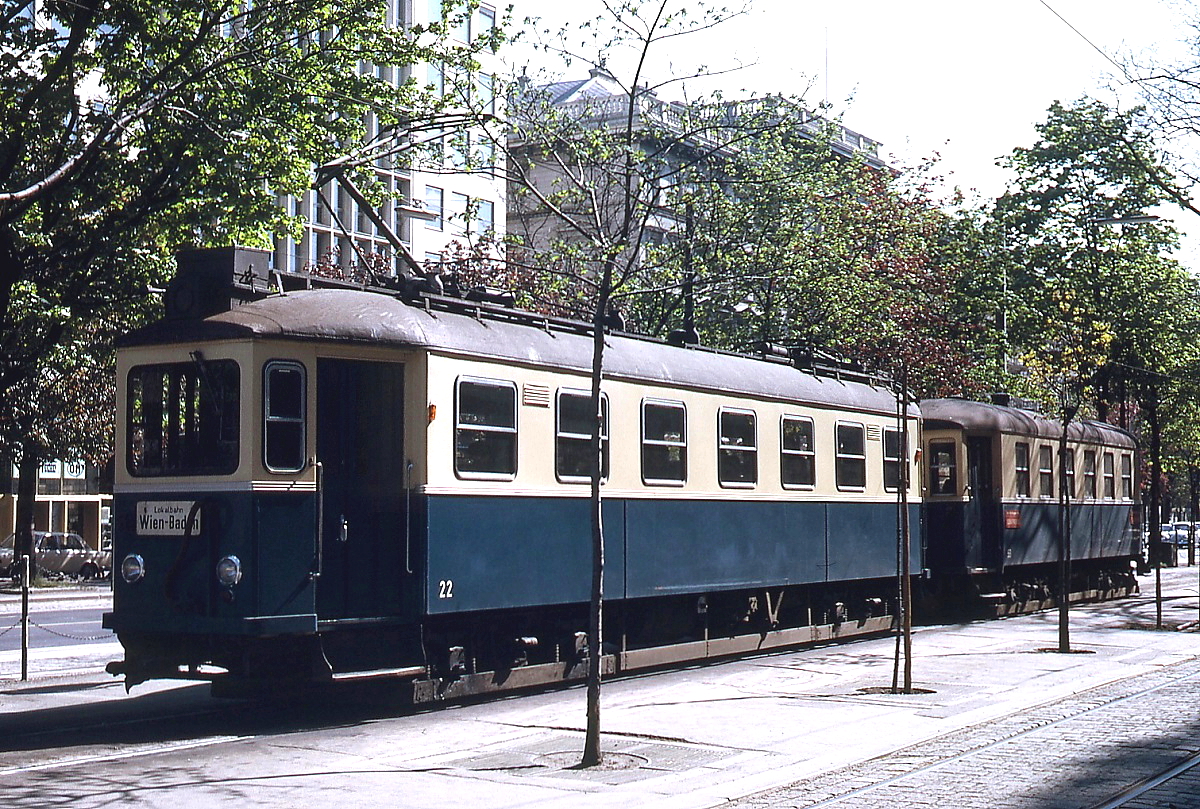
<box><xmin>966</xmin><ymin>437</ymin><xmax>1002</xmax><ymax>570</ymax></box>
<box><xmin>316</xmin><ymin>359</ymin><xmax>410</xmax><ymax>619</ymax></box>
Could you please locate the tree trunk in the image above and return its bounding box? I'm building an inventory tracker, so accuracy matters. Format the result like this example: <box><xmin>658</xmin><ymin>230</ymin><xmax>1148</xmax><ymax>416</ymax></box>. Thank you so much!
<box><xmin>14</xmin><ymin>450</ymin><xmax>39</xmax><ymax>570</ymax></box>
<box><xmin>580</xmin><ymin>268</ymin><xmax>613</xmax><ymax>769</ymax></box>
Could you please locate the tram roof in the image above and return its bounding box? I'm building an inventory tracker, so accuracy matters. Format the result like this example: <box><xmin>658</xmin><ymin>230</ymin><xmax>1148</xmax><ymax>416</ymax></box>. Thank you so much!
<box><xmin>124</xmin><ymin>288</ymin><xmax>911</xmax><ymax>416</ymax></box>
<box><xmin>921</xmin><ymin>398</ymin><xmax>1136</xmax><ymax>448</ymax></box>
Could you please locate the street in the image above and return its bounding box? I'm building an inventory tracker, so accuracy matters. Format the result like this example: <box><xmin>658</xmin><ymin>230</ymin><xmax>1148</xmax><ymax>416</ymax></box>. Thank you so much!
<box><xmin>0</xmin><ymin>568</ymin><xmax>1198</xmax><ymax>808</ymax></box>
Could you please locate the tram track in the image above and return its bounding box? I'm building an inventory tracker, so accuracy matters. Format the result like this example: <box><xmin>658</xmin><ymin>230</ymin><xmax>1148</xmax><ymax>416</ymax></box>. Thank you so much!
<box><xmin>729</xmin><ymin>656</ymin><xmax>1200</xmax><ymax>809</ymax></box>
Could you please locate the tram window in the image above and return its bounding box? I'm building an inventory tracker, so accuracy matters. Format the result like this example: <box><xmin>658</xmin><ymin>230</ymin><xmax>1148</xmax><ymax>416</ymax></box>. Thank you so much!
<box><xmin>455</xmin><ymin>377</ymin><xmax>517</xmax><ymax>479</ymax></box>
<box><xmin>556</xmin><ymin>389</ymin><xmax>609</xmax><ymax>483</ymax></box>
<box><xmin>883</xmin><ymin>428</ymin><xmax>909</xmax><ymax>491</ymax></box>
<box><xmin>642</xmin><ymin>400</ymin><xmax>687</xmax><ymax>485</ymax></box>
<box><xmin>718</xmin><ymin>408</ymin><xmax>757</xmax><ymax>487</ymax></box>
<box><xmin>263</xmin><ymin>362</ymin><xmax>306</xmax><ymax>473</ymax></box>
<box><xmin>1121</xmin><ymin>454</ymin><xmax>1133</xmax><ymax>499</ymax></box>
<box><xmin>127</xmin><ymin>359</ymin><xmax>240</xmax><ymax>477</ymax></box>
<box><xmin>1103</xmin><ymin>452</ymin><xmax>1115</xmax><ymax>499</ymax></box>
<box><xmin>1083</xmin><ymin>450</ymin><xmax>1097</xmax><ymax>499</ymax></box>
<box><xmin>780</xmin><ymin>416</ymin><xmax>815</xmax><ymax>488</ymax></box>
<box><xmin>1063</xmin><ymin>448</ymin><xmax>1076</xmax><ymax>499</ymax></box>
<box><xmin>1038</xmin><ymin>446</ymin><xmax>1054</xmax><ymax>497</ymax></box>
<box><xmin>1015</xmin><ymin>442</ymin><xmax>1031</xmax><ymax>497</ymax></box>
<box><xmin>835</xmin><ymin>422</ymin><xmax>866</xmax><ymax>490</ymax></box>
<box><xmin>929</xmin><ymin>441</ymin><xmax>956</xmax><ymax>495</ymax></box>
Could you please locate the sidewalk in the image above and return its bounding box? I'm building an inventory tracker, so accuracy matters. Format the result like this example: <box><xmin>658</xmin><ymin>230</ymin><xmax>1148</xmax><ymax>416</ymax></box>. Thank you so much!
<box><xmin>1</xmin><ymin>568</ymin><xmax>1198</xmax><ymax>809</ymax></box>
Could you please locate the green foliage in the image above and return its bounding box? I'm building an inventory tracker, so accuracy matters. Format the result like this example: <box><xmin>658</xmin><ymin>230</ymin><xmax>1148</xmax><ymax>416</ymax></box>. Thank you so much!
<box><xmin>992</xmin><ymin>98</ymin><xmax>1197</xmax><ymax>422</ymax></box>
<box><xmin>0</xmin><ymin>0</ymin><xmax>482</xmax><ymax>462</ymax></box>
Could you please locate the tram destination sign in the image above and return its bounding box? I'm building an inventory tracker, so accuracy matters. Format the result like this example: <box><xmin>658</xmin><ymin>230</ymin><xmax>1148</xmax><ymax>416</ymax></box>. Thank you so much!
<box><xmin>137</xmin><ymin>501</ymin><xmax>202</xmax><ymax>535</ymax></box>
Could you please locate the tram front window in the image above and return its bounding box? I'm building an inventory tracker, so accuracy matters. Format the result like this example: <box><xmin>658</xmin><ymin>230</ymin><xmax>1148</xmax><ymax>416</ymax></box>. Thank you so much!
<box><xmin>127</xmin><ymin>358</ymin><xmax>240</xmax><ymax>476</ymax></box>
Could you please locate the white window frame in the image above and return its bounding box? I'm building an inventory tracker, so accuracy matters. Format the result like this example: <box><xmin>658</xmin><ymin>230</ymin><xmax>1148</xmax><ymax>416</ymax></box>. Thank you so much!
<box><xmin>454</xmin><ymin>376</ymin><xmax>518</xmax><ymax>481</ymax></box>
<box><xmin>641</xmin><ymin>398</ymin><xmax>687</xmax><ymax>486</ymax></box>
<box><xmin>555</xmin><ymin>388</ymin><xmax>609</xmax><ymax>484</ymax></box>
<box><xmin>717</xmin><ymin>407</ymin><xmax>758</xmax><ymax>488</ymax></box>
<box><xmin>780</xmin><ymin>415</ymin><xmax>816</xmax><ymax>490</ymax></box>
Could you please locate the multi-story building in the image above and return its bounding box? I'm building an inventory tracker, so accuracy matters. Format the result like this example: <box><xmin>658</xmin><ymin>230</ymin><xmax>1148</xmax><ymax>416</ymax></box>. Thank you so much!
<box><xmin>271</xmin><ymin>1</ymin><xmax>506</xmax><ymax>278</ymax></box>
<box><xmin>508</xmin><ymin>67</ymin><xmax>883</xmax><ymax>255</ymax></box>
<box><xmin>1</xmin><ymin>460</ymin><xmax>111</xmax><ymax>551</ymax></box>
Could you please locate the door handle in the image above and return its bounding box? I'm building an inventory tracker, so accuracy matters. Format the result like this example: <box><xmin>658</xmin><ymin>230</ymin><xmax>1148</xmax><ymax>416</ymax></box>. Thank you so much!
<box><xmin>338</xmin><ymin>516</ymin><xmax>349</xmax><ymax>543</ymax></box>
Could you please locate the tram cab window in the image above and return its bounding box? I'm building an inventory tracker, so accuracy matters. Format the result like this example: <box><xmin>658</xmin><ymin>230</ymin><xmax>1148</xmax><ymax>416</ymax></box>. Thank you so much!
<box><xmin>642</xmin><ymin>400</ymin><xmax>687</xmax><ymax>485</ymax></box>
<box><xmin>1102</xmin><ymin>452</ymin><xmax>1115</xmax><ymax>499</ymax></box>
<box><xmin>929</xmin><ymin>441</ymin><xmax>956</xmax><ymax>495</ymax></box>
<box><xmin>883</xmin><ymin>428</ymin><xmax>909</xmax><ymax>491</ymax></box>
<box><xmin>780</xmin><ymin>416</ymin><xmax>815</xmax><ymax>488</ymax></box>
<box><xmin>127</xmin><ymin>358</ymin><xmax>240</xmax><ymax>477</ymax></box>
<box><xmin>835</xmin><ymin>422</ymin><xmax>866</xmax><ymax>490</ymax></box>
<box><xmin>455</xmin><ymin>377</ymin><xmax>517</xmax><ymax>479</ymax></box>
<box><xmin>1083</xmin><ymin>450</ymin><xmax>1097</xmax><ymax>499</ymax></box>
<box><xmin>1121</xmin><ymin>454</ymin><xmax>1133</xmax><ymax>499</ymax></box>
<box><xmin>556</xmin><ymin>389</ymin><xmax>609</xmax><ymax>483</ymax></box>
<box><xmin>1015</xmin><ymin>442</ymin><xmax>1031</xmax><ymax>497</ymax></box>
<box><xmin>263</xmin><ymin>362</ymin><xmax>306</xmax><ymax>473</ymax></box>
<box><xmin>718</xmin><ymin>408</ymin><xmax>757</xmax><ymax>487</ymax></box>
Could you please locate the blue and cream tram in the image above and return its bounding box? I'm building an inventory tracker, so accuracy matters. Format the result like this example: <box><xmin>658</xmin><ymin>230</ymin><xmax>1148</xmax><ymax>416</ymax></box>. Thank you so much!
<box><xmin>104</xmin><ymin>248</ymin><xmax>922</xmax><ymax>695</ymax></box>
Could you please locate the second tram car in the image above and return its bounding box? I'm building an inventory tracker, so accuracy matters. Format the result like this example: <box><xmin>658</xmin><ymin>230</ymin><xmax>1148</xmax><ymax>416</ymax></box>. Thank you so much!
<box><xmin>921</xmin><ymin>397</ymin><xmax>1139</xmax><ymax>613</ymax></box>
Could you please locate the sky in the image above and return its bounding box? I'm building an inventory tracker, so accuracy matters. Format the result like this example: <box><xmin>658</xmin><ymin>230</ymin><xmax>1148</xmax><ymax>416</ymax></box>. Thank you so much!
<box><xmin>504</xmin><ymin>0</ymin><xmax>1195</xmax><ymax>258</ymax></box>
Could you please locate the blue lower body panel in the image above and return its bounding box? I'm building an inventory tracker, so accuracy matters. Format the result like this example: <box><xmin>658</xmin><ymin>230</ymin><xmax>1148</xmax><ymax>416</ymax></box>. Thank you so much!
<box><xmin>425</xmin><ymin>495</ymin><xmax>919</xmax><ymax>613</ymax></box>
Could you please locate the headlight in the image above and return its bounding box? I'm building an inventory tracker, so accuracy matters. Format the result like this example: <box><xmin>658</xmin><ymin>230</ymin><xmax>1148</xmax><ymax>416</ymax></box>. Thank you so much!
<box><xmin>216</xmin><ymin>555</ymin><xmax>242</xmax><ymax>587</ymax></box>
<box><xmin>121</xmin><ymin>554</ymin><xmax>145</xmax><ymax>584</ymax></box>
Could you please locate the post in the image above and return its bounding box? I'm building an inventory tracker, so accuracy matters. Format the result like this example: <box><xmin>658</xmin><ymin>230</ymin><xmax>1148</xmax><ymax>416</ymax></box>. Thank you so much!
<box><xmin>1057</xmin><ymin>405</ymin><xmax>1076</xmax><ymax>653</ymax></box>
<box><xmin>20</xmin><ymin>554</ymin><xmax>30</xmax><ymax>681</ymax></box>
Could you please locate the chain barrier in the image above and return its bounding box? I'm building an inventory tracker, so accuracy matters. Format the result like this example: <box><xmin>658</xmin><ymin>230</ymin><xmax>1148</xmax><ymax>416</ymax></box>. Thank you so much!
<box><xmin>0</xmin><ymin>617</ymin><xmax>20</xmax><ymax>639</ymax></box>
<box><xmin>26</xmin><ymin>619</ymin><xmax>111</xmax><ymax>642</ymax></box>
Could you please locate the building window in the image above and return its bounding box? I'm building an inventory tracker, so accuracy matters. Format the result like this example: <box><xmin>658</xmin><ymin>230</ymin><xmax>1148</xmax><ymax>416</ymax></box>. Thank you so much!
<box><xmin>426</xmin><ymin>62</ymin><xmax>444</xmax><ymax>97</ymax></box>
<box><xmin>556</xmin><ymin>389</ymin><xmax>608</xmax><ymax>483</ymax></box>
<box><xmin>1121</xmin><ymin>453</ymin><xmax>1133</xmax><ymax>499</ymax></box>
<box><xmin>448</xmin><ymin>191</ymin><xmax>469</xmax><ymax>236</ymax></box>
<box><xmin>263</xmin><ymin>361</ymin><xmax>306</xmax><ymax>473</ymax></box>
<box><xmin>1063</xmin><ymin>448</ymin><xmax>1075</xmax><ymax>499</ymax></box>
<box><xmin>780</xmin><ymin>416</ymin><xmax>815</xmax><ymax>488</ymax></box>
<box><xmin>1084</xmin><ymin>450</ymin><xmax>1097</xmax><ymax>499</ymax></box>
<box><xmin>929</xmin><ymin>441</ymin><xmax>957</xmax><ymax>495</ymax></box>
<box><xmin>1038</xmin><ymin>445</ymin><xmax>1054</xmax><ymax>497</ymax></box>
<box><xmin>424</xmin><ymin>185</ymin><xmax>443</xmax><ymax>230</ymax></box>
<box><xmin>475</xmin><ymin>198</ymin><xmax>495</xmax><ymax>235</ymax></box>
<box><xmin>835</xmin><ymin>422</ymin><xmax>866</xmax><ymax>490</ymax></box>
<box><xmin>1015</xmin><ymin>442</ymin><xmax>1031</xmax><ymax>497</ymax></box>
<box><xmin>883</xmin><ymin>427</ymin><xmax>906</xmax><ymax>491</ymax></box>
<box><xmin>1103</xmin><ymin>452</ymin><xmax>1115</xmax><ymax>499</ymax></box>
<box><xmin>718</xmin><ymin>408</ymin><xmax>757</xmax><ymax>487</ymax></box>
<box><xmin>642</xmin><ymin>399</ymin><xmax>686</xmax><ymax>485</ymax></box>
<box><xmin>454</xmin><ymin>377</ymin><xmax>517</xmax><ymax>479</ymax></box>
<box><xmin>475</xmin><ymin>4</ymin><xmax>496</xmax><ymax>46</ymax></box>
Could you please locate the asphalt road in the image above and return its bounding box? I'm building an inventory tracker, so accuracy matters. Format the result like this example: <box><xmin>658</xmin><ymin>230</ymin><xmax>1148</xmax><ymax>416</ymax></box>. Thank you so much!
<box><xmin>0</xmin><ymin>605</ymin><xmax>111</xmax><ymax>653</ymax></box>
<box><xmin>0</xmin><ymin>569</ymin><xmax>1198</xmax><ymax>809</ymax></box>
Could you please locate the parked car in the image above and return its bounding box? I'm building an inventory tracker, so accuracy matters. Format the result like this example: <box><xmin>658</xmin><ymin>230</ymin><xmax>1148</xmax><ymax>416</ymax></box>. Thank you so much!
<box><xmin>0</xmin><ymin>531</ymin><xmax>112</xmax><ymax>579</ymax></box>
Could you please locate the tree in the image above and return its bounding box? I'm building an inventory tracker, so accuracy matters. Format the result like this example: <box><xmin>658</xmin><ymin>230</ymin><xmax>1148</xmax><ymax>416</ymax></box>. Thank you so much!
<box><xmin>991</xmin><ymin>98</ymin><xmax>1199</xmax><ymax>638</ymax></box>
<box><xmin>504</xmin><ymin>0</ymin><xmax>759</xmax><ymax>767</ymax></box>
<box><xmin>0</xmin><ymin>0</ymin><xmax>488</xmax><ymax>562</ymax></box>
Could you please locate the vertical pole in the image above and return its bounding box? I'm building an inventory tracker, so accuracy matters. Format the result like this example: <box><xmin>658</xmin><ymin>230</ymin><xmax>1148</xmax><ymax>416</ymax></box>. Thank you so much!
<box><xmin>20</xmin><ymin>554</ymin><xmax>30</xmax><ymax>681</ymax></box>
<box><xmin>1057</xmin><ymin>414</ymin><xmax>1071</xmax><ymax>653</ymax></box>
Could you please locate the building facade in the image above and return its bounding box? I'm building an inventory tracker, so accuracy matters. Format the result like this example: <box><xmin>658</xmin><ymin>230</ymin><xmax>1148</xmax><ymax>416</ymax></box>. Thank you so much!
<box><xmin>271</xmin><ymin>0</ymin><xmax>507</xmax><ymax>278</ymax></box>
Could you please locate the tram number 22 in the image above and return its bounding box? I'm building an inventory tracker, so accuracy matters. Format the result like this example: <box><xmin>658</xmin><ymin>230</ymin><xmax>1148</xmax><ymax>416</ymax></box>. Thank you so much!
<box><xmin>438</xmin><ymin>579</ymin><xmax>455</xmax><ymax>599</ymax></box>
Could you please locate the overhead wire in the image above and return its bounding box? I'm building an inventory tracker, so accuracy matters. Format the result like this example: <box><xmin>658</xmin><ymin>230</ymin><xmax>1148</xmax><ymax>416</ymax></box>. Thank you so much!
<box><xmin>1037</xmin><ymin>0</ymin><xmax>1132</xmax><ymax>79</ymax></box>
